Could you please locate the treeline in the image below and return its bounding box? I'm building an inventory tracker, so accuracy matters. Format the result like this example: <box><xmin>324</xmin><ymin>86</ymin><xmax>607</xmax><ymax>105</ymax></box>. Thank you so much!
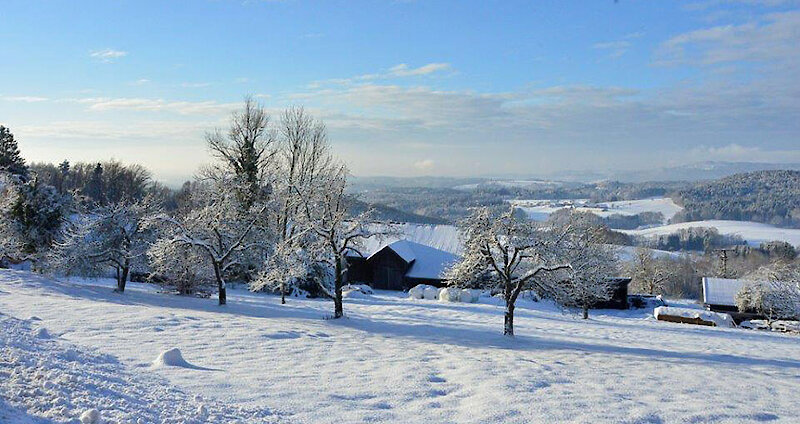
<box><xmin>358</xmin><ymin>187</ymin><xmax>508</xmax><ymax>224</ymax></box>
<box><xmin>30</xmin><ymin>160</ymin><xmax>173</xmax><ymax>209</ymax></box>
<box><xmin>671</xmin><ymin>170</ymin><xmax>800</xmax><ymax>228</ymax></box>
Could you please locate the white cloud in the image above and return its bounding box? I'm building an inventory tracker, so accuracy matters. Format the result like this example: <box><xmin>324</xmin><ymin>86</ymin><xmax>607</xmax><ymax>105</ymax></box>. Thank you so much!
<box><xmin>388</xmin><ymin>63</ymin><xmax>451</xmax><ymax>77</ymax></box>
<box><xmin>1</xmin><ymin>96</ymin><xmax>48</xmax><ymax>103</ymax></box>
<box><xmin>413</xmin><ymin>159</ymin><xmax>435</xmax><ymax>170</ymax></box>
<box><xmin>180</xmin><ymin>82</ymin><xmax>212</xmax><ymax>88</ymax></box>
<box><xmin>130</xmin><ymin>79</ymin><xmax>150</xmax><ymax>86</ymax></box>
<box><xmin>309</xmin><ymin>62</ymin><xmax>452</xmax><ymax>87</ymax></box>
<box><xmin>593</xmin><ymin>40</ymin><xmax>631</xmax><ymax>58</ymax></box>
<box><xmin>90</xmin><ymin>49</ymin><xmax>128</xmax><ymax>62</ymax></box>
<box><xmin>15</xmin><ymin>120</ymin><xmax>208</xmax><ymax>140</ymax></box>
<box><xmin>65</xmin><ymin>97</ymin><xmax>239</xmax><ymax>115</ymax></box>
<box><xmin>655</xmin><ymin>10</ymin><xmax>800</xmax><ymax>66</ymax></box>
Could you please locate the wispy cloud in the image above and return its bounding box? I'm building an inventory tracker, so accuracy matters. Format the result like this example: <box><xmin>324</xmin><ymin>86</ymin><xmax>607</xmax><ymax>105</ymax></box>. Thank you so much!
<box><xmin>1</xmin><ymin>96</ymin><xmax>49</xmax><ymax>103</ymax></box>
<box><xmin>90</xmin><ymin>48</ymin><xmax>128</xmax><ymax>63</ymax></box>
<box><xmin>593</xmin><ymin>32</ymin><xmax>642</xmax><ymax>59</ymax></box>
<box><xmin>413</xmin><ymin>158</ymin><xmax>436</xmax><ymax>170</ymax></box>
<box><xmin>309</xmin><ymin>62</ymin><xmax>452</xmax><ymax>87</ymax></box>
<box><xmin>593</xmin><ymin>41</ymin><xmax>631</xmax><ymax>58</ymax></box>
<box><xmin>655</xmin><ymin>10</ymin><xmax>800</xmax><ymax>66</ymax></box>
<box><xmin>180</xmin><ymin>82</ymin><xmax>212</xmax><ymax>88</ymax></box>
<box><xmin>388</xmin><ymin>63</ymin><xmax>451</xmax><ymax>77</ymax></box>
<box><xmin>61</xmin><ymin>97</ymin><xmax>239</xmax><ymax>115</ymax></box>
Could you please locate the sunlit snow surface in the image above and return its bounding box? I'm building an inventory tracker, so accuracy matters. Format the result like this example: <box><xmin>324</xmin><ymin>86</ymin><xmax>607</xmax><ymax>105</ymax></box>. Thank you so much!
<box><xmin>2</xmin><ymin>270</ymin><xmax>800</xmax><ymax>423</ymax></box>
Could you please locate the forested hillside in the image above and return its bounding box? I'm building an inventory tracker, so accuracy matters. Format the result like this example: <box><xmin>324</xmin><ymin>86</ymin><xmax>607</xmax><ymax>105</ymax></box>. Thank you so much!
<box><xmin>671</xmin><ymin>170</ymin><xmax>800</xmax><ymax>228</ymax></box>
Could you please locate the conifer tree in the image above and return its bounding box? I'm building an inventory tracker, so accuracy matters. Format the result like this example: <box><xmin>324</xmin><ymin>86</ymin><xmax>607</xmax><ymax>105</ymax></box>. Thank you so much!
<box><xmin>0</xmin><ymin>126</ymin><xmax>29</xmax><ymax>178</ymax></box>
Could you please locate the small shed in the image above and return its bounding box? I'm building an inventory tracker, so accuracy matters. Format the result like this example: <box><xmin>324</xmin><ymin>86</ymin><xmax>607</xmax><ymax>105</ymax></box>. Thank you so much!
<box><xmin>594</xmin><ymin>277</ymin><xmax>631</xmax><ymax>309</ymax></box>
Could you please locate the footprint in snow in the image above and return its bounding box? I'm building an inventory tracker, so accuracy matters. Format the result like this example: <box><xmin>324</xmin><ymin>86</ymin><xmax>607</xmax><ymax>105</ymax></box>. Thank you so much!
<box><xmin>427</xmin><ymin>375</ymin><xmax>446</xmax><ymax>383</ymax></box>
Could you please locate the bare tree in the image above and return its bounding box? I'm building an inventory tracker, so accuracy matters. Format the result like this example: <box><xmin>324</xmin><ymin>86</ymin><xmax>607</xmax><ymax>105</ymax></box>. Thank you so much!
<box><xmin>446</xmin><ymin>207</ymin><xmax>571</xmax><ymax>336</ymax></box>
<box><xmin>296</xmin><ymin>164</ymin><xmax>385</xmax><ymax>318</ymax></box>
<box><xmin>48</xmin><ymin>197</ymin><xmax>159</xmax><ymax>292</ymax></box>
<box><xmin>553</xmin><ymin>212</ymin><xmax>620</xmax><ymax>319</ymax></box>
<box><xmin>205</xmin><ymin>97</ymin><xmax>277</xmax><ymax>208</ymax></box>
<box><xmin>275</xmin><ymin>106</ymin><xmax>332</xmax><ymax>242</ymax></box>
<box><xmin>628</xmin><ymin>247</ymin><xmax>673</xmax><ymax>295</ymax></box>
<box><xmin>147</xmin><ymin>178</ymin><xmax>271</xmax><ymax>305</ymax></box>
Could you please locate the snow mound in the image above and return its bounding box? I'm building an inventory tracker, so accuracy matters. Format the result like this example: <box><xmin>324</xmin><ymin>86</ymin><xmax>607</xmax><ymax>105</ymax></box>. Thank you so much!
<box><xmin>409</xmin><ymin>284</ymin><xmax>434</xmax><ymax>299</ymax></box>
<box><xmin>80</xmin><ymin>408</ymin><xmax>101</xmax><ymax>424</ymax></box>
<box><xmin>438</xmin><ymin>287</ymin><xmax>461</xmax><ymax>302</ymax></box>
<box><xmin>740</xmin><ymin>320</ymin><xmax>771</xmax><ymax>330</ymax></box>
<box><xmin>771</xmin><ymin>321</ymin><xmax>800</xmax><ymax>333</ymax></box>
<box><xmin>33</xmin><ymin>327</ymin><xmax>52</xmax><ymax>339</ymax></box>
<box><xmin>654</xmin><ymin>307</ymin><xmax>735</xmax><ymax>328</ymax></box>
<box><xmin>152</xmin><ymin>348</ymin><xmax>201</xmax><ymax>368</ymax></box>
<box><xmin>459</xmin><ymin>289</ymin><xmax>480</xmax><ymax>303</ymax></box>
<box><xmin>422</xmin><ymin>286</ymin><xmax>439</xmax><ymax>300</ymax></box>
<box><xmin>342</xmin><ymin>284</ymin><xmax>374</xmax><ymax>299</ymax></box>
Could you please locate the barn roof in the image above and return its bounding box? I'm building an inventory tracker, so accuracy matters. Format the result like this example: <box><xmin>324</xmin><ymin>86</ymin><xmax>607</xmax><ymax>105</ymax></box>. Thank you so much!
<box><xmin>702</xmin><ymin>277</ymin><xmax>745</xmax><ymax>307</ymax></box>
<box><xmin>368</xmin><ymin>239</ymin><xmax>460</xmax><ymax>280</ymax></box>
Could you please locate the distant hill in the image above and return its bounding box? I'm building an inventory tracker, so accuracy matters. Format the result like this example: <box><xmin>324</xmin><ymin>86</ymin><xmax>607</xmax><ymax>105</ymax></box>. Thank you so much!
<box><xmin>671</xmin><ymin>170</ymin><xmax>800</xmax><ymax>228</ymax></box>
<box><xmin>348</xmin><ymin>199</ymin><xmax>450</xmax><ymax>225</ymax></box>
<box><xmin>543</xmin><ymin>161</ymin><xmax>800</xmax><ymax>183</ymax></box>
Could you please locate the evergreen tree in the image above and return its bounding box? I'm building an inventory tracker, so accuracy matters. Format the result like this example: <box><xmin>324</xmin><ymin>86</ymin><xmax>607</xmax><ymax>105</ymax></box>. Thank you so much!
<box><xmin>0</xmin><ymin>126</ymin><xmax>29</xmax><ymax>178</ymax></box>
<box><xmin>57</xmin><ymin>160</ymin><xmax>70</xmax><ymax>193</ymax></box>
<box><xmin>86</xmin><ymin>163</ymin><xmax>105</xmax><ymax>204</ymax></box>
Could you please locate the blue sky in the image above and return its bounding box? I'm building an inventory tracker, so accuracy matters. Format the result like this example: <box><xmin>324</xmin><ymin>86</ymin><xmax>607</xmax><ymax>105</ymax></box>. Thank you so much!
<box><xmin>1</xmin><ymin>0</ymin><xmax>799</xmax><ymax>184</ymax></box>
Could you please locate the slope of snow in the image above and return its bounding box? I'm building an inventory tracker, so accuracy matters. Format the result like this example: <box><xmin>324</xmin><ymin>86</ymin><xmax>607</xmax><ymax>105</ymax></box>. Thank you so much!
<box><xmin>2</xmin><ymin>269</ymin><xmax>800</xmax><ymax>423</ymax></box>
<box><xmin>510</xmin><ymin>197</ymin><xmax>683</xmax><ymax>223</ymax></box>
<box><xmin>621</xmin><ymin>220</ymin><xmax>800</xmax><ymax>247</ymax></box>
<box><xmin>0</xmin><ymin>309</ymin><xmax>278</xmax><ymax>424</ymax></box>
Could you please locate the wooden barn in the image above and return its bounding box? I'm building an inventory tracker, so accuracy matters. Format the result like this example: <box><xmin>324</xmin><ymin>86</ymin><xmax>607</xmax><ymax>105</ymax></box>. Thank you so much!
<box><xmin>345</xmin><ymin>239</ymin><xmax>459</xmax><ymax>291</ymax></box>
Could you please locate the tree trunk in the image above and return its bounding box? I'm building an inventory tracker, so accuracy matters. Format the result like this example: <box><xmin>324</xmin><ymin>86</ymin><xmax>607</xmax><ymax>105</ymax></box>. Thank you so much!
<box><xmin>213</xmin><ymin>262</ymin><xmax>226</xmax><ymax>305</ymax></box>
<box><xmin>116</xmin><ymin>263</ymin><xmax>129</xmax><ymax>293</ymax></box>
<box><xmin>582</xmin><ymin>305</ymin><xmax>589</xmax><ymax>319</ymax></box>
<box><xmin>504</xmin><ymin>301</ymin><xmax>515</xmax><ymax>336</ymax></box>
<box><xmin>333</xmin><ymin>259</ymin><xmax>344</xmax><ymax>318</ymax></box>
<box><xmin>281</xmin><ymin>283</ymin><xmax>286</xmax><ymax>305</ymax></box>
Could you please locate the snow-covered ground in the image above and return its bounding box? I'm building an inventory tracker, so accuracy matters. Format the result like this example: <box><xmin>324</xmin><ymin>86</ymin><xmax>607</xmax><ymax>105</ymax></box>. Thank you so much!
<box><xmin>622</xmin><ymin>220</ymin><xmax>800</xmax><ymax>247</ymax></box>
<box><xmin>510</xmin><ymin>197</ymin><xmax>683</xmax><ymax>224</ymax></box>
<box><xmin>3</xmin><ymin>269</ymin><xmax>800</xmax><ymax>423</ymax></box>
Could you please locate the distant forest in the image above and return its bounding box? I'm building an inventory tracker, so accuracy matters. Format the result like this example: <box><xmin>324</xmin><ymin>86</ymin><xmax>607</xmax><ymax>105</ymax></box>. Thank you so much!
<box><xmin>671</xmin><ymin>170</ymin><xmax>800</xmax><ymax>229</ymax></box>
<box><xmin>358</xmin><ymin>171</ymin><xmax>800</xmax><ymax>228</ymax></box>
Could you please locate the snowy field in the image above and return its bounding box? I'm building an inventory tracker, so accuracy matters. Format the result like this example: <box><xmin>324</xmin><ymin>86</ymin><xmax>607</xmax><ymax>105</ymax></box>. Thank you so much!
<box><xmin>3</xmin><ymin>270</ymin><xmax>800</xmax><ymax>423</ymax></box>
<box><xmin>622</xmin><ymin>220</ymin><xmax>800</xmax><ymax>247</ymax></box>
<box><xmin>510</xmin><ymin>197</ymin><xmax>683</xmax><ymax>224</ymax></box>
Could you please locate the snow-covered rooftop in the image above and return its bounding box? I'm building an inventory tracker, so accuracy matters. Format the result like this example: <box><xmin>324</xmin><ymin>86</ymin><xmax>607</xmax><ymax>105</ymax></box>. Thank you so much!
<box><xmin>369</xmin><ymin>239</ymin><xmax>460</xmax><ymax>280</ymax></box>
<box><xmin>702</xmin><ymin>277</ymin><xmax>745</xmax><ymax>307</ymax></box>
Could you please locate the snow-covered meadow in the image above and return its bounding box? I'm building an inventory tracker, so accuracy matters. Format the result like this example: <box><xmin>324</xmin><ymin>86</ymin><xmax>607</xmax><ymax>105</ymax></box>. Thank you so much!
<box><xmin>621</xmin><ymin>220</ymin><xmax>800</xmax><ymax>248</ymax></box>
<box><xmin>3</xmin><ymin>269</ymin><xmax>800</xmax><ymax>423</ymax></box>
<box><xmin>509</xmin><ymin>197</ymin><xmax>683</xmax><ymax>224</ymax></box>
